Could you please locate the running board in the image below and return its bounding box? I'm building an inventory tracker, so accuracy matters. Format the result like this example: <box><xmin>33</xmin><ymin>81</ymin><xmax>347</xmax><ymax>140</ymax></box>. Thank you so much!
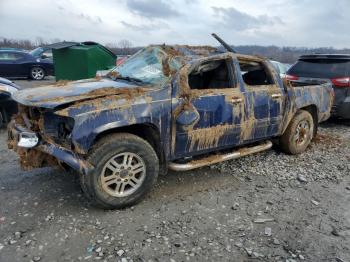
<box><xmin>169</xmin><ymin>140</ymin><xmax>273</xmax><ymax>171</ymax></box>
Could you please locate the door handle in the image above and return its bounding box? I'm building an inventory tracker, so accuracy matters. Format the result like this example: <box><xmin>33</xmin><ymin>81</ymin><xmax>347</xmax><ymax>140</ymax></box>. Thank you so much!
<box><xmin>271</xmin><ymin>93</ymin><xmax>282</xmax><ymax>99</ymax></box>
<box><xmin>231</xmin><ymin>97</ymin><xmax>243</xmax><ymax>104</ymax></box>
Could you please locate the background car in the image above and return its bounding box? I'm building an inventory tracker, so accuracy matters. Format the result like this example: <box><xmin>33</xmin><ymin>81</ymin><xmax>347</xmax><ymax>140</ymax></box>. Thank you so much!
<box><xmin>270</xmin><ymin>60</ymin><xmax>291</xmax><ymax>78</ymax></box>
<box><xmin>29</xmin><ymin>46</ymin><xmax>53</xmax><ymax>59</ymax></box>
<box><xmin>0</xmin><ymin>50</ymin><xmax>54</xmax><ymax>80</ymax></box>
<box><xmin>0</xmin><ymin>47</ymin><xmax>27</xmax><ymax>52</ymax></box>
<box><xmin>286</xmin><ymin>54</ymin><xmax>350</xmax><ymax>119</ymax></box>
<box><xmin>0</xmin><ymin>77</ymin><xmax>20</xmax><ymax>128</ymax></box>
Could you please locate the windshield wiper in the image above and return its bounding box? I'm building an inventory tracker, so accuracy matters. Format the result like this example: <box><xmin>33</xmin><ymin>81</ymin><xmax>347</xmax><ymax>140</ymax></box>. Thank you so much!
<box><xmin>110</xmin><ymin>74</ymin><xmax>144</xmax><ymax>84</ymax></box>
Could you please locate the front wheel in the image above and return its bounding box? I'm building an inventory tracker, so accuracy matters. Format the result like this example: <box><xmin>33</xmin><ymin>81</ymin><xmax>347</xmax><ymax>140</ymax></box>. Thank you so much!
<box><xmin>30</xmin><ymin>67</ymin><xmax>45</xmax><ymax>80</ymax></box>
<box><xmin>280</xmin><ymin>110</ymin><xmax>314</xmax><ymax>154</ymax></box>
<box><xmin>80</xmin><ymin>133</ymin><xmax>159</xmax><ymax>209</ymax></box>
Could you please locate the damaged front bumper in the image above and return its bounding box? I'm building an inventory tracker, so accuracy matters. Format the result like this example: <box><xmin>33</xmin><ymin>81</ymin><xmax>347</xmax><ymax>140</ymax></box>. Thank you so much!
<box><xmin>8</xmin><ymin>122</ymin><xmax>93</xmax><ymax>175</ymax></box>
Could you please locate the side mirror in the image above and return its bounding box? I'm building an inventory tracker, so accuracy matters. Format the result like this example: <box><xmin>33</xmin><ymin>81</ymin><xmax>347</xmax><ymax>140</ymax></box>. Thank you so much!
<box><xmin>176</xmin><ymin>107</ymin><xmax>200</xmax><ymax>130</ymax></box>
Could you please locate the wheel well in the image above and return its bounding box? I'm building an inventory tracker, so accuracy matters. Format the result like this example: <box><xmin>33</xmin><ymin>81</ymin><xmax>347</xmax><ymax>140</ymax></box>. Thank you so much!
<box><xmin>30</xmin><ymin>66</ymin><xmax>45</xmax><ymax>74</ymax></box>
<box><xmin>300</xmin><ymin>105</ymin><xmax>318</xmax><ymax>136</ymax></box>
<box><xmin>93</xmin><ymin>124</ymin><xmax>166</xmax><ymax>172</ymax></box>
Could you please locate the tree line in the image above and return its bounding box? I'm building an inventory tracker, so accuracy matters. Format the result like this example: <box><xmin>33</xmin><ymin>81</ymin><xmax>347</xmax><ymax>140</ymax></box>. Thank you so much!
<box><xmin>1</xmin><ymin>37</ymin><xmax>349</xmax><ymax>63</ymax></box>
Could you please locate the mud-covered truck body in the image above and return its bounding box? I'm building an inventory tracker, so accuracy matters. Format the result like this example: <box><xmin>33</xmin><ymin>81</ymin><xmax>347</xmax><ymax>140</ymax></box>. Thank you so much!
<box><xmin>8</xmin><ymin>44</ymin><xmax>333</xmax><ymax>208</ymax></box>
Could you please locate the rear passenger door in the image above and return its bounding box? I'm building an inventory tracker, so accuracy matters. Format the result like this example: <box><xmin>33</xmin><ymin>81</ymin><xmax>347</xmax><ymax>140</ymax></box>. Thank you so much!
<box><xmin>0</xmin><ymin>52</ymin><xmax>27</xmax><ymax>77</ymax></box>
<box><xmin>237</xmin><ymin>57</ymin><xmax>285</xmax><ymax>141</ymax></box>
<box><xmin>0</xmin><ymin>52</ymin><xmax>16</xmax><ymax>77</ymax></box>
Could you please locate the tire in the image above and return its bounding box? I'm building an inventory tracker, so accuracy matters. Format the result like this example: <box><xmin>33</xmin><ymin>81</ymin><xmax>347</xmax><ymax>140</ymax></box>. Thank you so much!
<box><xmin>80</xmin><ymin>133</ymin><xmax>159</xmax><ymax>209</ymax></box>
<box><xmin>280</xmin><ymin>110</ymin><xmax>314</xmax><ymax>155</ymax></box>
<box><xmin>30</xmin><ymin>67</ymin><xmax>45</xmax><ymax>80</ymax></box>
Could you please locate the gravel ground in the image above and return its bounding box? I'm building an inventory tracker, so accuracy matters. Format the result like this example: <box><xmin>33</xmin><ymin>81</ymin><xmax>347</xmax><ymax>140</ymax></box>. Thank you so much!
<box><xmin>0</xmin><ymin>80</ymin><xmax>349</xmax><ymax>261</ymax></box>
<box><xmin>12</xmin><ymin>77</ymin><xmax>55</xmax><ymax>89</ymax></box>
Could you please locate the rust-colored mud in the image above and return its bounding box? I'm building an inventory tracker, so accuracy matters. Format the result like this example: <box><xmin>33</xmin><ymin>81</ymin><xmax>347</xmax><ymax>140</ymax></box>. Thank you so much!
<box><xmin>187</xmin><ymin>124</ymin><xmax>232</xmax><ymax>151</ymax></box>
<box><xmin>54</xmin><ymin>80</ymin><xmax>72</xmax><ymax>87</ymax></box>
<box><xmin>17</xmin><ymin>148</ymin><xmax>58</xmax><ymax>171</ymax></box>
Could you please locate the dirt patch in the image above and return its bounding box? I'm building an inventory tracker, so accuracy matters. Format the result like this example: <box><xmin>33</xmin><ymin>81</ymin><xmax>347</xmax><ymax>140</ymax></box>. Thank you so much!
<box><xmin>54</xmin><ymin>80</ymin><xmax>72</xmax><ymax>87</ymax></box>
<box><xmin>187</xmin><ymin>124</ymin><xmax>232</xmax><ymax>151</ymax></box>
<box><xmin>313</xmin><ymin>133</ymin><xmax>343</xmax><ymax>147</ymax></box>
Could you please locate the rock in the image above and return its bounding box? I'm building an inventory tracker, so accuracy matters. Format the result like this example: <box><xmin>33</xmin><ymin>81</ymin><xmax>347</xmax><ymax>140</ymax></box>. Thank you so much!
<box><xmin>252</xmin><ymin>252</ymin><xmax>264</xmax><ymax>258</ymax></box>
<box><xmin>117</xmin><ymin>249</ymin><xmax>125</xmax><ymax>257</ymax></box>
<box><xmin>14</xmin><ymin>231</ymin><xmax>21</xmax><ymax>239</ymax></box>
<box><xmin>345</xmin><ymin>186</ymin><xmax>350</xmax><ymax>191</ymax></box>
<box><xmin>235</xmin><ymin>242</ymin><xmax>243</xmax><ymax>248</ymax></box>
<box><xmin>95</xmin><ymin>247</ymin><xmax>102</xmax><ymax>253</ymax></box>
<box><xmin>244</xmin><ymin>247</ymin><xmax>252</xmax><ymax>256</ymax></box>
<box><xmin>299</xmin><ymin>254</ymin><xmax>305</xmax><ymax>260</ymax></box>
<box><xmin>8</xmin><ymin>239</ymin><xmax>17</xmax><ymax>245</ymax></box>
<box><xmin>311</xmin><ymin>199</ymin><xmax>319</xmax><ymax>206</ymax></box>
<box><xmin>231</xmin><ymin>202</ymin><xmax>239</xmax><ymax>210</ymax></box>
<box><xmin>121</xmin><ymin>258</ymin><xmax>128</xmax><ymax>262</ymax></box>
<box><xmin>32</xmin><ymin>256</ymin><xmax>41</xmax><ymax>262</ymax></box>
<box><xmin>25</xmin><ymin>240</ymin><xmax>32</xmax><ymax>246</ymax></box>
<box><xmin>331</xmin><ymin>228</ymin><xmax>340</xmax><ymax>236</ymax></box>
<box><xmin>297</xmin><ymin>174</ymin><xmax>307</xmax><ymax>183</ymax></box>
<box><xmin>273</xmin><ymin>238</ymin><xmax>280</xmax><ymax>245</ymax></box>
<box><xmin>174</xmin><ymin>242</ymin><xmax>181</xmax><ymax>247</ymax></box>
<box><xmin>0</xmin><ymin>244</ymin><xmax>4</xmax><ymax>251</ymax></box>
<box><xmin>264</xmin><ymin>227</ymin><xmax>272</xmax><ymax>236</ymax></box>
<box><xmin>254</xmin><ymin>217</ymin><xmax>275</xmax><ymax>223</ymax></box>
<box><xmin>335</xmin><ymin>257</ymin><xmax>346</xmax><ymax>262</ymax></box>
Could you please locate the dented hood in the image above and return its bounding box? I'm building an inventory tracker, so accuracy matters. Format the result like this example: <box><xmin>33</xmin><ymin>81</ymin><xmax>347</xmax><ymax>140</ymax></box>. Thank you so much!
<box><xmin>12</xmin><ymin>78</ymin><xmax>144</xmax><ymax>109</ymax></box>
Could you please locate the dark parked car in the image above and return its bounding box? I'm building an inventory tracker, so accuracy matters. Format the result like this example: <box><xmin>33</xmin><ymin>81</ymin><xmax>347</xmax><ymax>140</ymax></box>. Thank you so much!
<box><xmin>29</xmin><ymin>47</ymin><xmax>53</xmax><ymax>59</ymax></box>
<box><xmin>287</xmin><ymin>54</ymin><xmax>350</xmax><ymax>119</ymax></box>
<box><xmin>8</xmin><ymin>40</ymin><xmax>333</xmax><ymax>209</ymax></box>
<box><xmin>270</xmin><ymin>60</ymin><xmax>291</xmax><ymax>78</ymax></box>
<box><xmin>0</xmin><ymin>50</ymin><xmax>54</xmax><ymax>80</ymax></box>
<box><xmin>0</xmin><ymin>77</ymin><xmax>20</xmax><ymax>127</ymax></box>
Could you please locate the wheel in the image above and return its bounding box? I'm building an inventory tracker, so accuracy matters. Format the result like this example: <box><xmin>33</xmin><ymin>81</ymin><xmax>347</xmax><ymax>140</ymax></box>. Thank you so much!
<box><xmin>30</xmin><ymin>67</ymin><xmax>45</xmax><ymax>80</ymax></box>
<box><xmin>80</xmin><ymin>133</ymin><xmax>159</xmax><ymax>209</ymax></box>
<box><xmin>280</xmin><ymin>110</ymin><xmax>314</xmax><ymax>154</ymax></box>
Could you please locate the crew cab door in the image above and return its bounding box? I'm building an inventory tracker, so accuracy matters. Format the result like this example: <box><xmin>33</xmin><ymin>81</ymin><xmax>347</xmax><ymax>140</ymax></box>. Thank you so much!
<box><xmin>171</xmin><ymin>55</ymin><xmax>244</xmax><ymax>158</ymax></box>
<box><xmin>237</xmin><ymin>56</ymin><xmax>285</xmax><ymax>141</ymax></box>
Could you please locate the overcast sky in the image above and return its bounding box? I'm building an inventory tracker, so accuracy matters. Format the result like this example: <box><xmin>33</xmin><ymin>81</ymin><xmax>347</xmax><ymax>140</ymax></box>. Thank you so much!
<box><xmin>0</xmin><ymin>0</ymin><xmax>349</xmax><ymax>48</ymax></box>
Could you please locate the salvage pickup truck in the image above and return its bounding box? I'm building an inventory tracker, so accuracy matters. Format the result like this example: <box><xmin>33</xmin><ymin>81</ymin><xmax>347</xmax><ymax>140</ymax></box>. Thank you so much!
<box><xmin>8</xmin><ymin>37</ymin><xmax>334</xmax><ymax>209</ymax></box>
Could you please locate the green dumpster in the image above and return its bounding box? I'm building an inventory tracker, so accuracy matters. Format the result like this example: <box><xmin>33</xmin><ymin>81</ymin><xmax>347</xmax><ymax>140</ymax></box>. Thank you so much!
<box><xmin>51</xmin><ymin>41</ymin><xmax>116</xmax><ymax>81</ymax></box>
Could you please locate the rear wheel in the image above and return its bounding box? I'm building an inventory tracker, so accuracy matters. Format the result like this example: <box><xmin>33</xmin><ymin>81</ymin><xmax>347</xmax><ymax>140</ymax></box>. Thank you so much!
<box><xmin>280</xmin><ymin>110</ymin><xmax>314</xmax><ymax>154</ymax></box>
<box><xmin>30</xmin><ymin>67</ymin><xmax>45</xmax><ymax>80</ymax></box>
<box><xmin>80</xmin><ymin>133</ymin><xmax>159</xmax><ymax>209</ymax></box>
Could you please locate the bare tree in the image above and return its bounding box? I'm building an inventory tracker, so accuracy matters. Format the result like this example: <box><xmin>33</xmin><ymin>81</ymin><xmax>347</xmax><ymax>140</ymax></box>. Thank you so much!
<box><xmin>35</xmin><ymin>36</ymin><xmax>45</xmax><ymax>46</ymax></box>
<box><xmin>117</xmin><ymin>39</ymin><xmax>133</xmax><ymax>55</ymax></box>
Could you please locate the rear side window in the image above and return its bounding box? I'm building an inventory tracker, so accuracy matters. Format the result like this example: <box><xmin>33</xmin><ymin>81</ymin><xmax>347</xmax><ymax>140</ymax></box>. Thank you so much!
<box><xmin>0</xmin><ymin>52</ymin><xmax>24</xmax><ymax>61</ymax></box>
<box><xmin>288</xmin><ymin>59</ymin><xmax>350</xmax><ymax>78</ymax></box>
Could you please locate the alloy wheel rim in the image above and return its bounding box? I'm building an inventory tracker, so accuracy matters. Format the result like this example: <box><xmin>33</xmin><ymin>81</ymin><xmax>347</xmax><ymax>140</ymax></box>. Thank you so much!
<box><xmin>294</xmin><ymin>120</ymin><xmax>310</xmax><ymax>146</ymax></box>
<box><xmin>32</xmin><ymin>68</ymin><xmax>44</xmax><ymax>79</ymax></box>
<box><xmin>100</xmin><ymin>152</ymin><xmax>146</xmax><ymax>197</ymax></box>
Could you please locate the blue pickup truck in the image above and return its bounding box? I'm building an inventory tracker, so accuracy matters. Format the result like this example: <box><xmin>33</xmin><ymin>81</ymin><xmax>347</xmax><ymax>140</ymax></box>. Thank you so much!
<box><xmin>8</xmin><ymin>41</ymin><xmax>333</xmax><ymax>209</ymax></box>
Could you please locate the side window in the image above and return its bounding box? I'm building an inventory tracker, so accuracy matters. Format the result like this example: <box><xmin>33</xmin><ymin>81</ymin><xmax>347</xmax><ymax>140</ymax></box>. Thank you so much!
<box><xmin>0</xmin><ymin>52</ymin><xmax>19</xmax><ymax>61</ymax></box>
<box><xmin>188</xmin><ymin>59</ymin><xmax>234</xmax><ymax>90</ymax></box>
<box><xmin>239</xmin><ymin>59</ymin><xmax>274</xmax><ymax>86</ymax></box>
<box><xmin>43</xmin><ymin>50</ymin><xmax>53</xmax><ymax>58</ymax></box>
